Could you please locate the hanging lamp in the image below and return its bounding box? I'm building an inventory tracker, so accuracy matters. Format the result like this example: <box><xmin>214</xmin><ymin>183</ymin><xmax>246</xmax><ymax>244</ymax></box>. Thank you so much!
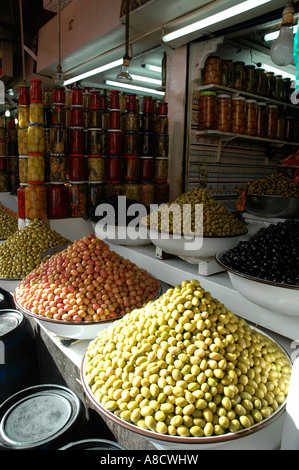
<box><xmin>55</xmin><ymin>0</ymin><xmax>64</xmax><ymax>85</ymax></box>
<box><xmin>270</xmin><ymin>1</ymin><xmax>295</xmax><ymax>66</ymax></box>
<box><xmin>116</xmin><ymin>0</ymin><xmax>132</xmax><ymax>83</ymax></box>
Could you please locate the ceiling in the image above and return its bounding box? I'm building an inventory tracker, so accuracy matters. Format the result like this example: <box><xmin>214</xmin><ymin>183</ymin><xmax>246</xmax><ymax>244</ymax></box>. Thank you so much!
<box><xmin>1</xmin><ymin>0</ymin><xmax>299</xmax><ymax>109</ymax></box>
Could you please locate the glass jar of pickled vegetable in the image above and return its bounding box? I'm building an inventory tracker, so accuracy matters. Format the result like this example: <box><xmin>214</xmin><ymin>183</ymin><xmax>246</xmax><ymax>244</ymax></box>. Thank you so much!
<box><xmin>277</xmin><ymin>116</ymin><xmax>286</xmax><ymax>140</ymax></box>
<box><xmin>49</xmin><ymin>154</ymin><xmax>66</xmax><ymax>182</ymax></box>
<box><xmin>123</xmin><ymin>156</ymin><xmax>139</xmax><ymax>182</ymax></box>
<box><xmin>87</xmin><ymin>128</ymin><xmax>102</xmax><ymax>155</ymax></box>
<box><xmin>283</xmin><ymin>78</ymin><xmax>292</xmax><ymax>103</ymax></box>
<box><xmin>25</xmin><ymin>182</ymin><xmax>47</xmax><ymax>220</ymax></box>
<box><xmin>69</xmin><ymin>127</ymin><xmax>85</xmax><ymax>155</ymax></box>
<box><xmin>106</xmin><ymin>156</ymin><xmax>122</xmax><ymax>181</ymax></box>
<box><xmin>18</xmin><ymin>105</ymin><xmax>30</xmax><ymax>128</ymax></box>
<box><xmin>203</xmin><ymin>56</ymin><xmax>222</xmax><ymax>85</ymax></box>
<box><xmin>70</xmin><ymin>105</ymin><xmax>83</xmax><ymax>128</ymax></box>
<box><xmin>267</xmin><ymin>105</ymin><xmax>278</xmax><ymax>139</ymax></box>
<box><xmin>69</xmin><ymin>155</ymin><xmax>86</xmax><ymax>181</ymax></box>
<box><xmin>27</xmin><ymin>153</ymin><xmax>45</xmax><ymax>182</ymax></box>
<box><xmin>87</xmin><ymin>181</ymin><xmax>105</xmax><ymax>211</ymax></box>
<box><xmin>52</xmin><ymin>104</ymin><xmax>66</xmax><ymax>126</ymax></box>
<box><xmin>139</xmin><ymin>182</ymin><xmax>154</xmax><ymax>206</ymax></box>
<box><xmin>154</xmin><ymin>158</ymin><xmax>168</xmax><ymax>181</ymax></box>
<box><xmin>141</xmin><ymin>113</ymin><xmax>154</xmax><ymax>133</ymax></box>
<box><xmin>123</xmin><ymin>182</ymin><xmax>139</xmax><ymax>201</ymax></box>
<box><xmin>7</xmin><ymin>155</ymin><xmax>18</xmax><ymax>173</ymax></box>
<box><xmin>285</xmin><ymin>116</ymin><xmax>295</xmax><ymax>140</ymax></box>
<box><xmin>68</xmin><ymin>181</ymin><xmax>87</xmax><ymax>217</ymax></box>
<box><xmin>89</xmin><ymin>108</ymin><xmax>102</xmax><ymax>128</ymax></box>
<box><xmin>29</xmin><ymin>101</ymin><xmax>44</xmax><ymax>124</ymax></box>
<box><xmin>266</xmin><ymin>72</ymin><xmax>276</xmax><ymax>99</ymax></box>
<box><xmin>28</xmin><ymin>124</ymin><xmax>45</xmax><ymax>154</ymax></box>
<box><xmin>154</xmin><ymin>133</ymin><xmax>169</xmax><ymax>158</ymax></box>
<box><xmin>140</xmin><ymin>157</ymin><xmax>154</xmax><ymax>181</ymax></box>
<box><xmin>221</xmin><ymin>59</ymin><xmax>233</xmax><ymax>87</ymax></box>
<box><xmin>245</xmin><ymin>65</ymin><xmax>257</xmax><ymax>93</ymax></box>
<box><xmin>217</xmin><ymin>94</ymin><xmax>231</xmax><ymax>132</ymax></box>
<box><xmin>124</xmin><ymin>131</ymin><xmax>139</xmax><ymax>156</ymax></box>
<box><xmin>18</xmin><ymin>128</ymin><xmax>28</xmax><ymax>155</ymax></box>
<box><xmin>233</xmin><ymin>61</ymin><xmax>245</xmax><ymax>90</ymax></box>
<box><xmin>256</xmin><ymin>68</ymin><xmax>266</xmax><ymax>96</ymax></box>
<box><xmin>109</xmin><ymin>110</ymin><xmax>121</xmax><ymax>130</ymax></box>
<box><xmin>231</xmin><ymin>97</ymin><xmax>246</xmax><ymax>134</ymax></box>
<box><xmin>52</xmin><ymin>86</ymin><xmax>65</xmax><ymax>105</ymax></box>
<box><xmin>0</xmin><ymin>156</ymin><xmax>7</xmax><ymax>172</ymax></box>
<box><xmin>109</xmin><ymin>89</ymin><xmax>120</xmax><ymax>109</ymax></box>
<box><xmin>107</xmin><ymin>129</ymin><xmax>122</xmax><ymax>156</ymax></box>
<box><xmin>198</xmin><ymin>91</ymin><xmax>217</xmax><ymax>131</ymax></box>
<box><xmin>124</xmin><ymin>110</ymin><xmax>139</xmax><ymax>132</ymax></box>
<box><xmin>140</xmin><ymin>132</ymin><xmax>154</xmax><ymax>156</ymax></box>
<box><xmin>105</xmin><ymin>181</ymin><xmax>123</xmax><ymax>198</ymax></box>
<box><xmin>47</xmin><ymin>182</ymin><xmax>69</xmax><ymax>219</ymax></box>
<box><xmin>30</xmin><ymin>79</ymin><xmax>42</xmax><ymax>101</ymax></box>
<box><xmin>256</xmin><ymin>102</ymin><xmax>267</xmax><ymax>138</ymax></box>
<box><xmin>72</xmin><ymin>87</ymin><xmax>83</xmax><ymax>106</ymax></box>
<box><xmin>50</xmin><ymin>126</ymin><xmax>66</xmax><ymax>155</ymax></box>
<box><xmin>154</xmin><ymin>181</ymin><xmax>169</xmax><ymax>204</ymax></box>
<box><xmin>0</xmin><ymin>171</ymin><xmax>9</xmax><ymax>192</ymax></box>
<box><xmin>245</xmin><ymin>99</ymin><xmax>257</xmax><ymax>136</ymax></box>
<box><xmin>17</xmin><ymin>183</ymin><xmax>27</xmax><ymax>219</ymax></box>
<box><xmin>19</xmin><ymin>84</ymin><xmax>30</xmax><ymax>106</ymax></box>
<box><xmin>88</xmin><ymin>156</ymin><xmax>105</xmax><ymax>181</ymax></box>
<box><xmin>42</xmin><ymin>88</ymin><xmax>51</xmax><ymax>107</ymax></box>
<box><xmin>275</xmin><ymin>75</ymin><xmax>284</xmax><ymax>101</ymax></box>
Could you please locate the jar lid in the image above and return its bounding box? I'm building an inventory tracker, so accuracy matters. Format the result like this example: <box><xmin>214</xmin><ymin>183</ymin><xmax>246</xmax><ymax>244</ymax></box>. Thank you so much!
<box><xmin>109</xmin><ymin>109</ymin><xmax>120</xmax><ymax>112</ymax></box>
<box><xmin>18</xmin><ymin>155</ymin><xmax>29</xmax><ymax>158</ymax></box>
<box><xmin>123</xmin><ymin>155</ymin><xmax>138</xmax><ymax>159</ymax></box>
<box><xmin>155</xmin><ymin>180</ymin><xmax>168</xmax><ymax>184</ymax></box>
<box><xmin>89</xmin><ymin>106</ymin><xmax>101</xmax><ymax>110</ymax></box>
<box><xmin>232</xmin><ymin>96</ymin><xmax>246</xmax><ymax>101</ymax></box>
<box><xmin>49</xmin><ymin>182</ymin><xmax>65</xmax><ymax>185</ymax></box>
<box><xmin>19</xmin><ymin>183</ymin><xmax>27</xmax><ymax>186</ymax></box>
<box><xmin>106</xmin><ymin>180</ymin><xmax>121</xmax><ymax>184</ymax></box>
<box><xmin>69</xmin><ymin>126</ymin><xmax>84</xmax><ymax>130</ymax></box>
<box><xmin>28</xmin><ymin>153</ymin><xmax>45</xmax><ymax>156</ymax></box>
<box><xmin>69</xmin><ymin>181</ymin><xmax>86</xmax><ymax>184</ymax></box>
<box><xmin>52</xmin><ymin>102</ymin><xmax>65</xmax><ymax>106</ymax></box>
<box><xmin>19</xmin><ymin>83</ymin><xmax>29</xmax><ymax>88</ymax></box>
<box><xmin>246</xmin><ymin>99</ymin><xmax>257</xmax><ymax>103</ymax></box>
<box><xmin>49</xmin><ymin>153</ymin><xmax>66</xmax><ymax>157</ymax></box>
<box><xmin>28</xmin><ymin>123</ymin><xmax>44</xmax><ymax>127</ymax></box>
<box><xmin>217</xmin><ymin>94</ymin><xmax>231</xmax><ymax>98</ymax></box>
<box><xmin>140</xmin><ymin>156</ymin><xmax>154</xmax><ymax>159</ymax></box>
<box><xmin>107</xmin><ymin>129</ymin><xmax>122</xmax><ymax>133</ymax></box>
<box><xmin>257</xmin><ymin>102</ymin><xmax>267</xmax><ymax>106</ymax></box>
<box><xmin>31</xmin><ymin>78</ymin><xmax>42</xmax><ymax>82</ymax></box>
<box><xmin>87</xmin><ymin>128</ymin><xmax>102</xmax><ymax>131</ymax></box>
<box><xmin>71</xmin><ymin>105</ymin><xmax>83</xmax><ymax>108</ymax></box>
<box><xmin>87</xmin><ymin>181</ymin><xmax>105</xmax><ymax>184</ymax></box>
<box><xmin>268</xmin><ymin>104</ymin><xmax>278</xmax><ymax>108</ymax></box>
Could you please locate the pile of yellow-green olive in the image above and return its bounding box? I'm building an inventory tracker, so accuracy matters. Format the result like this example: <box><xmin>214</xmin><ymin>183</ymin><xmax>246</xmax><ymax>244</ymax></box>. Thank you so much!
<box><xmin>84</xmin><ymin>279</ymin><xmax>291</xmax><ymax>438</ymax></box>
<box><xmin>143</xmin><ymin>187</ymin><xmax>246</xmax><ymax>236</ymax></box>
<box><xmin>0</xmin><ymin>219</ymin><xmax>70</xmax><ymax>278</ymax></box>
<box><xmin>0</xmin><ymin>205</ymin><xmax>18</xmax><ymax>239</ymax></box>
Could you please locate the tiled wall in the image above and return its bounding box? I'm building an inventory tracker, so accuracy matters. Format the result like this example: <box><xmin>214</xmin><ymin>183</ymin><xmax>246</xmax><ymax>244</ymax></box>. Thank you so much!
<box><xmin>186</xmin><ymin>91</ymin><xmax>295</xmax><ymax>210</ymax></box>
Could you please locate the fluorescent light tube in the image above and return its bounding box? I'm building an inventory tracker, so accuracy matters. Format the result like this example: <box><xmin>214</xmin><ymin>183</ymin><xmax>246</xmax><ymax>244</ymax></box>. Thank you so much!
<box><xmin>144</xmin><ymin>64</ymin><xmax>162</xmax><ymax>73</ymax></box>
<box><xmin>64</xmin><ymin>59</ymin><xmax>123</xmax><ymax>86</ymax></box>
<box><xmin>130</xmin><ymin>74</ymin><xmax>162</xmax><ymax>85</ymax></box>
<box><xmin>105</xmin><ymin>80</ymin><xmax>165</xmax><ymax>96</ymax></box>
<box><xmin>261</xmin><ymin>63</ymin><xmax>296</xmax><ymax>80</ymax></box>
<box><xmin>162</xmin><ymin>0</ymin><xmax>271</xmax><ymax>42</ymax></box>
<box><xmin>264</xmin><ymin>25</ymin><xmax>297</xmax><ymax>42</ymax></box>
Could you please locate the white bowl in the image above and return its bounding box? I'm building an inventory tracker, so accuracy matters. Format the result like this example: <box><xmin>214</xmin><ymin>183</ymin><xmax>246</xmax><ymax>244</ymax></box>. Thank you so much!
<box><xmin>147</xmin><ymin>228</ymin><xmax>243</xmax><ymax>258</ymax></box>
<box><xmin>80</xmin><ymin>327</ymin><xmax>289</xmax><ymax>450</ymax></box>
<box><xmin>94</xmin><ymin>222</ymin><xmax>151</xmax><ymax>246</ymax></box>
<box><xmin>0</xmin><ymin>278</ymin><xmax>21</xmax><ymax>294</ymax></box>
<box><xmin>216</xmin><ymin>250</ymin><xmax>299</xmax><ymax>316</ymax></box>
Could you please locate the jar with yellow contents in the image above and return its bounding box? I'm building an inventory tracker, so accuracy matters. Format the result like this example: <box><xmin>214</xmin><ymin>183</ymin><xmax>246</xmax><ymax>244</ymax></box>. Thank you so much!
<box><xmin>28</xmin><ymin>124</ymin><xmax>45</xmax><ymax>153</ymax></box>
<box><xmin>27</xmin><ymin>153</ymin><xmax>45</xmax><ymax>182</ymax></box>
<box><xmin>18</xmin><ymin>106</ymin><xmax>30</xmax><ymax>128</ymax></box>
<box><xmin>29</xmin><ymin>101</ymin><xmax>44</xmax><ymax>124</ymax></box>
<box><xmin>19</xmin><ymin>155</ymin><xmax>28</xmax><ymax>183</ymax></box>
<box><xmin>18</xmin><ymin>128</ymin><xmax>28</xmax><ymax>155</ymax></box>
<box><xmin>25</xmin><ymin>182</ymin><xmax>47</xmax><ymax>220</ymax></box>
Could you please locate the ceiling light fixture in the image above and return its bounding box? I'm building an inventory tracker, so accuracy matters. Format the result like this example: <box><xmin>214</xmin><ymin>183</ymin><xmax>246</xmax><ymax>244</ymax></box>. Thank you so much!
<box><xmin>63</xmin><ymin>59</ymin><xmax>123</xmax><ymax>86</ymax></box>
<box><xmin>264</xmin><ymin>24</ymin><xmax>297</xmax><ymax>42</ymax></box>
<box><xmin>270</xmin><ymin>1</ymin><xmax>295</xmax><ymax>66</ymax></box>
<box><xmin>116</xmin><ymin>0</ymin><xmax>132</xmax><ymax>84</ymax></box>
<box><xmin>162</xmin><ymin>0</ymin><xmax>271</xmax><ymax>43</ymax></box>
<box><xmin>262</xmin><ymin>63</ymin><xmax>296</xmax><ymax>79</ymax></box>
<box><xmin>105</xmin><ymin>80</ymin><xmax>165</xmax><ymax>96</ymax></box>
<box><xmin>130</xmin><ymin>74</ymin><xmax>162</xmax><ymax>85</ymax></box>
<box><xmin>141</xmin><ymin>63</ymin><xmax>162</xmax><ymax>73</ymax></box>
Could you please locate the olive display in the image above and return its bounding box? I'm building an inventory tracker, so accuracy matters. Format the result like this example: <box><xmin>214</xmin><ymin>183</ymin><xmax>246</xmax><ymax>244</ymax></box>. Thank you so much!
<box><xmin>0</xmin><ymin>205</ymin><xmax>18</xmax><ymax>239</ymax></box>
<box><xmin>143</xmin><ymin>187</ymin><xmax>246</xmax><ymax>237</ymax></box>
<box><xmin>220</xmin><ymin>219</ymin><xmax>299</xmax><ymax>286</ymax></box>
<box><xmin>15</xmin><ymin>234</ymin><xmax>160</xmax><ymax>322</ymax></box>
<box><xmin>246</xmin><ymin>173</ymin><xmax>299</xmax><ymax>197</ymax></box>
<box><xmin>84</xmin><ymin>279</ymin><xmax>291</xmax><ymax>438</ymax></box>
<box><xmin>0</xmin><ymin>219</ymin><xmax>71</xmax><ymax>278</ymax></box>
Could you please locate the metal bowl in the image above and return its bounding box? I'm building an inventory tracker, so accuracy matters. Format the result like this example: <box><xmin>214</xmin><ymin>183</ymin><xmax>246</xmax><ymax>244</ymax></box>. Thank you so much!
<box><xmin>80</xmin><ymin>326</ymin><xmax>290</xmax><ymax>450</ymax></box>
<box><xmin>245</xmin><ymin>194</ymin><xmax>299</xmax><ymax>218</ymax></box>
<box><xmin>216</xmin><ymin>250</ymin><xmax>299</xmax><ymax>316</ymax></box>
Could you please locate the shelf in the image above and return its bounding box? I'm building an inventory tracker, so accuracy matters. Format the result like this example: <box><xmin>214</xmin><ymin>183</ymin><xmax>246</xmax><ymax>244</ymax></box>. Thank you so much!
<box><xmin>195</xmin><ymin>129</ymin><xmax>299</xmax><ymax>147</ymax></box>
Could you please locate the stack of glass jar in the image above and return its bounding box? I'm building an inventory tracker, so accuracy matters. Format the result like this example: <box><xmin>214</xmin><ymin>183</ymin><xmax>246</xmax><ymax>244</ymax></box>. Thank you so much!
<box><xmin>86</xmin><ymin>89</ymin><xmax>105</xmax><ymax>211</ymax></box>
<box><xmin>7</xmin><ymin>117</ymin><xmax>19</xmax><ymax>192</ymax></box>
<box><xmin>68</xmin><ymin>86</ymin><xmax>87</xmax><ymax>217</ymax></box>
<box><xmin>106</xmin><ymin>90</ymin><xmax>124</xmax><ymax>198</ymax></box>
<box><xmin>0</xmin><ymin>115</ymin><xmax>8</xmax><ymax>192</ymax></box>
<box><xmin>48</xmin><ymin>85</ymin><xmax>68</xmax><ymax>219</ymax></box>
<box><xmin>154</xmin><ymin>101</ymin><xmax>169</xmax><ymax>204</ymax></box>
<box><xmin>139</xmin><ymin>96</ymin><xmax>155</xmax><ymax>206</ymax></box>
<box><xmin>122</xmin><ymin>92</ymin><xmax>140</xmax><ymax>201</ymax></box>
<box><xmin>25</xmin><ymin>78</ymin><xmax>47</xmax><ymax>220</ymax></box>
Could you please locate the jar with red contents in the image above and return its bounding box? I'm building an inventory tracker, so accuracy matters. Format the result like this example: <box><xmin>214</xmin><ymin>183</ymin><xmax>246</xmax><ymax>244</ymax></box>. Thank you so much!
<box><xmin>157</xmin><ymin>101</ymin><xmax>168</xmax><ymax>116</ymax></box>
<box><xmin>106</xmin><ymin>156</ymin><xmax>122</xmax><ymax>181</ymax></box>
<box><xmin>108</xmin><ymin>129</ymin><xmax>122</xmax><ymax>156</ymax></box>
<box><xmin>124</xmin><ymin>131</ymin><xmax>139</xmax><ymax>156</ymax></box>
<box><xmin>90</xmin><ymin>89</ymin><xmax>101</xmax><ymax>108</ymax></box>
<box><xmin>47</xmin><ymin>182</ymin><xmax>69</xmax><ymax>218</ymax></box>
<box><xmin>141</xmin><ymin>114</ymin><xmax>154</xmax><ymax>133</ymax></box>
<box><xmin>71</xmin><ymin>106</ymin><xmax>84</xmax><ymax>127</ymax></box>
<box><xmin>109</xmin><ymin>90</ymin><xmax>120</xmax><ymax>109</ymax></box>
<box><xmin>19</xmin><ymin>84</ymin><xmax>30</xmax><ymax>106</ymax></box>
<box><xmin>143</xmin><ymin>96</ymin><xmax>154</xmax><ymax>114</ymax></box>
<box><xmin>109</xmin><ymin>110</ymin><xmax>121</xmax><ymax>129</ymax></box>
<box><xmin>126</xmin><ymin>93</ymin><xmax>137</xmax><ymax>112</ymax></box>
<box><xmin>69</xmin><ymin>127</ymin><xmax>85</xmax><ymax>154</ymax></box>
<box><xmin>140</xmin><ymin>157</ymin><xmax>154</xmax><ymax>181</ymax></box>
<box><xmin>72</xmin><ymin>87</ymin><xmax>83</xmax><ymax>106</ymax></box>
<box><xmin>69</xmin><ymin>155</ymin><xmax>86</xmax><ymax>181</ymax></box>
<box><xmin>30</xmin><ymin>78</ymin><xmax>42</xmax><ymax>101</ymax></box>
<box><xmin>140</xmin><ymin>132</ymin><xmax>154</xmax><ymax>156</ymax></box>
<box><xmin>52</xmin><ymin>103</ymin><xmax>66</xmax><ymax>126</ymax></box>
<box><xmin>52</xmin><ymin>86</ymin><xmax>65</xmax><ymax>104</ymax></box>
<box><xmin>68</xmin><ymin>181</ymin><xmax>87</xmax><ymax>217</ymax></box>
<box><xmin>17</xmin><ymin>183</ymin><xmax>27</xmax><ymax>219</ymax></box>
<box><xmin>0</xmin><ymin>156</ymin><xmax>7</xmax><ymax>172</ymax></box>
<box><xmin>123</xmin><ymin>156</ymin><xmax>139</xmax><ymax>182</ymax></box>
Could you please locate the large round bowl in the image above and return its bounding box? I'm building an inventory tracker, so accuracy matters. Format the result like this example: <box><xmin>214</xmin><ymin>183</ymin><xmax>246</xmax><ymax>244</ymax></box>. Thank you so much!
<box><xmin>216</xmin><ymin>250</ymin><xmax>299</xmax><ymax>316</ymax></box>
<box><xmin>147</xmin><ymin>228</ymin><xmax>245</xmax><ymax>258</ymax></box>
<box><xmin>245</xmin><ymin>194</ymin><xmax>299</xmax><ymax>218</ymax></box>
<box><xmin>13</xmin><ymin>281</ymin><xmax>162</xmax><ymax>340</ymax></box>
<box><xmin>80</xmin><ymin>327</ymin><xmax>289</xmax><ymax>450</ymax></box>
<box><xmin>94</xmin><ymin>221</ymin><xmax>151</xmax><ymax>246</ymax></box>
<box><xmin>0</xmin><ymin>277</ymin><xmax>21</xmax><ymax>294</ymax></box>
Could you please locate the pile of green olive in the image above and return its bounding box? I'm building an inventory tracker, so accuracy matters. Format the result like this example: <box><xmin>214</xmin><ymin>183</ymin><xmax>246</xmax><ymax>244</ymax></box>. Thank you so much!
<box><xmin>84</xmin><ymin>279</ymin><xmax>291</xmax><ymax>438</ymax></box>
<box><xmin>0</xmin><ymin>219</ymin><xmax>71</xmax><ymax>278</ymax></box>
<box><xmin>143</xmin><ymin>187</ymin><xmax>246</xmax><ymax>236</ymax></box>
<box><xmin>0</xmin><ymin>205</ymin><xmax>18</xmax><ymax>239</ymax></box>
<box><xmin>246</xmin><ymin>173</ymin><xmax>299</xmax><ymax>197</ymax></box>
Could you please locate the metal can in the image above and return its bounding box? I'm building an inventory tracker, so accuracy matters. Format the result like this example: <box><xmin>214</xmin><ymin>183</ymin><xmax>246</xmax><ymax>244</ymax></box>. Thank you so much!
<box><xmin>47</xmin><ymin>182</ymin><xmax>69</xmax><ymax>218</ymax></box>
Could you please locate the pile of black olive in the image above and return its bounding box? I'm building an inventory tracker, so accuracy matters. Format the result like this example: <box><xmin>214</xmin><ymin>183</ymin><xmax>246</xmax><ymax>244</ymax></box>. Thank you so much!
<box><xmin>85</xmin><ymin>195</ymin><xmax>150</xmax><ymax>226</ymax></box>
<box><xmin>219</xmin><ymin>219</ymin><xmax>299</xmax><ymax>286</ymax></box>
